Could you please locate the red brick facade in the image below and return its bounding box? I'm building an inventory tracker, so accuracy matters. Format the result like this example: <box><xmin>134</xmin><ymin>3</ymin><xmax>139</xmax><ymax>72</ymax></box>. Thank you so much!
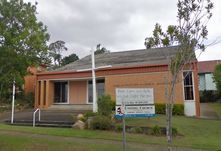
<box><xmin>35</xmin><ymin>62</ymin><xmax>200</xmax><ymax>116</ymax></box>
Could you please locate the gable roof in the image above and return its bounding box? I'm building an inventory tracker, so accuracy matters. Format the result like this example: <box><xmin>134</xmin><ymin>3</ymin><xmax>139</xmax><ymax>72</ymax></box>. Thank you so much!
<box><xmin>198</xmin><ymin>60</ymin><xmax>221</xmax><ymax>74</ymax></box>
<box><xmin>53</xmin><ymin>46</ymin><xmax>180</xmax><ymax>72</ymax></box>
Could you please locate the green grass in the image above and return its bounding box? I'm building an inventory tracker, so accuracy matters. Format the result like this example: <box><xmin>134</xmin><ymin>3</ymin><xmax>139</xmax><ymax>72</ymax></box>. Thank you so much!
<box><xmin>125</xmin><ymin>115</ymin><xmax>221</xmax><ymax>149</ymax></box>
<box><xmin>0</xmin><ymin>133</ymin><xmax>147</xmax><ymax>151</ymax></box>
<box><xmin>208</xmin><ymin>103</ymin><xmax>221</xmax><ymax>118</ymax></box>
<box><xmin>0</xmin><ymin>115</ymin><xmax>221</xmax><ymax>150</ymax></box>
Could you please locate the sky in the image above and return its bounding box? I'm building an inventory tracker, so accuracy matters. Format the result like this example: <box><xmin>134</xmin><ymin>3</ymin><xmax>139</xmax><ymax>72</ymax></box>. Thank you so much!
<box><xmin>25</xmin><ymin>0</ymin><xmax>221</xmax><ymax>61</ymax></box>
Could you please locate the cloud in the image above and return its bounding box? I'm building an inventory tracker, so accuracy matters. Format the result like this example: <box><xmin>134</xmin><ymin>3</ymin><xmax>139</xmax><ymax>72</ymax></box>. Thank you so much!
<box><xmin>25</xmin><ymin>0</ymin><xmax>221</xmax><ymax>60</ymax></box>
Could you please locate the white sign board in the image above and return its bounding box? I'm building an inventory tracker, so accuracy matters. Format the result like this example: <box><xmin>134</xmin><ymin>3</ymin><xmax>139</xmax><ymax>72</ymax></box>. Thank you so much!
<box><xmin>116</xmin><ymin>105</ymin><xmax>155</xmax><ymax>114</ymax></box>
<box><xmin>115</xmin><ymin>88</ymin><xmax>155</xmax><ymax>118</ymax></box>
<box><xmin>116</xmin><ymin>88</ymin><xmax>154</xmax><ymax>105</ymax></box>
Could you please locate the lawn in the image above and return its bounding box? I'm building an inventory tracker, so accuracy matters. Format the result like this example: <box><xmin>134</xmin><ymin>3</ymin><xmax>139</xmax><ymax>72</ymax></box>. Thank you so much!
<box><xmin>0</xmin><ymin>115</ymin><xmax>221</xmax><ymax>150</ymax></box>
<box><xmin>0</xmin><ymin>132</ymin><xmax>151</xmax><ymax>151</ymax></box>
<box><xmin>125</xmin><ymin>115</ymin><xmax>221</xmax><ymax>150</ymax></box>
<box><xmin>208</xmin><ymin>103</ymin><xmax>221</xmax><ymax>118</ymax></box>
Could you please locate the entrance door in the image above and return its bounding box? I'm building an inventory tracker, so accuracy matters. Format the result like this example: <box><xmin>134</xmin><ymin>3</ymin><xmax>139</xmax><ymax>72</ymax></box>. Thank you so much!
<box><xmin>183</xmin><ymin>71</ymin><xmax>196</xmax><ymax>116</ymax></box>
<box><xmin>54</xmin><ymin>82</ymin><xmax>68</xmax><ymax>103</ymax></box>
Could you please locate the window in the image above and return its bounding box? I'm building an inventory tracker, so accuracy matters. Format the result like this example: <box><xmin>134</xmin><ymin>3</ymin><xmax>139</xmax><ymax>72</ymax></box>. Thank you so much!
<box><xmin>88</xmin><ymin>79</ymin><xmax>105</xmax><ymax>103</ymax></box>
<box><xmin>54</xmin><ymin>82</ymin><xmax>68</xmax><ymax>103</ymax></box>
<box><xmin>183</xmin><ymin>72</ymin><xmax>194</xmax><ymax>100</ymax></box>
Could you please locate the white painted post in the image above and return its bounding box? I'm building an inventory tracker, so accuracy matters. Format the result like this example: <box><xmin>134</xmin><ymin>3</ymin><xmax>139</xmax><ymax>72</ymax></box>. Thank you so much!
<box><xmin>91</xmin><ymin>49</ymin><xmax>97</xmax><ymax>112</ymax></box>
<box><xmin>11</xmin><ymin>79</ymin><xmax>15</xmax><ymax>124</ymax></box>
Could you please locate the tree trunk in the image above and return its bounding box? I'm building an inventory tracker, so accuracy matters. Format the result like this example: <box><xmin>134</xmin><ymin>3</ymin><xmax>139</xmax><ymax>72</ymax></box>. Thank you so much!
<box><xmin>166</xmin><ymin>73</ymin><xmax>178</xmax><ymax>151</ymax></box>
<box><xmin>166</xmin><ymin>103</ymin><xmax>173</xmax><ymax>151</ymax></box>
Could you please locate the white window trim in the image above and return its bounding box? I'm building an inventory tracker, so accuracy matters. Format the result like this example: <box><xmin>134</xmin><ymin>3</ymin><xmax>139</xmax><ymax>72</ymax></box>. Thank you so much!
<box><xmin>182</xmin><ymin>71</ymin><xmax>196</xmax><ymax>102</ymax></box>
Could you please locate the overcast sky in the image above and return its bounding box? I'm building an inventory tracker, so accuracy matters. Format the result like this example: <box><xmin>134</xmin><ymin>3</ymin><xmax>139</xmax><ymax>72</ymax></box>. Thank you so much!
<box><xmin>25</xmin><ymin>0</ymin><xmax>221</xmax><ymax>61</ymax></box>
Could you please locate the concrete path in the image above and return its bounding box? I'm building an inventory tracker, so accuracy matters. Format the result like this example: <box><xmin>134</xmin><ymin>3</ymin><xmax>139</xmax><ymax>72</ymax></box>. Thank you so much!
<box><xmin>0</xmin><ymin>109</ymin><xmax>34</xmax><ymax>123</ymax></box>
<box><xmin>200</xmin><ymin>103</ymin><xmax>219</xmax><ymax>120</ymax></box>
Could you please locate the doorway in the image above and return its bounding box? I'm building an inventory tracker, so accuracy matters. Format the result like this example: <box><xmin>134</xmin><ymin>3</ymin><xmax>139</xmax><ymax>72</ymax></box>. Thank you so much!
<box><xmin>54</xmin><ymin>81</ymin><xmax>68</xmax><ymax>103</ymax></box>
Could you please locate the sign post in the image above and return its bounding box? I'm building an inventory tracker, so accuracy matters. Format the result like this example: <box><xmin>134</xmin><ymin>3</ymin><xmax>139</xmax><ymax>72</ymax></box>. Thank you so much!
<box><xmin>122</xmin><ymin>114</ymin><xmax>126</xmax><ymax>151</ymax></box>
<box><xmin>115</xmin><ymin>88</ymin><xmax>155</xmax><ymax>151</ymax></box>
<box><xmin>120</xmin><ymin>102</ymin><xmax>126</xmax><ymax>151</ymax></box>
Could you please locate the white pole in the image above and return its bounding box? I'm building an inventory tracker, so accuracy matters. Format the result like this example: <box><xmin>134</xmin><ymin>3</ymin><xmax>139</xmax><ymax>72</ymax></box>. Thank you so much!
<box><xmin>91</xmin><ymin>48</ymin><xmax>97</xmax><ymax>112</ymax></box>
<box><xmin>11</xmin><ymin>79</ymin><xmax>15</xmax><ymax>124</ymax></box>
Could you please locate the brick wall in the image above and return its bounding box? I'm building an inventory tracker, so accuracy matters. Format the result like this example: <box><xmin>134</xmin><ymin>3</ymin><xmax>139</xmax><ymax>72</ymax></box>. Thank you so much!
<box><xmin>105</xmin><ymin>71</ymin><xmax>184</xmax><ymax>104</ymax></box>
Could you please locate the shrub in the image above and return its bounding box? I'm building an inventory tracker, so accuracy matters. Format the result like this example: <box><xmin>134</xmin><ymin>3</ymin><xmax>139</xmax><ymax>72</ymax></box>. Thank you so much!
<box><xmin>127</xmin><ymin>127</ymin><xmax>143</xmax><ymax>134</ymax></box>
<box><xmin>214</xmin><ymin>64</ymin><xmax>221</xmax><ymax>96</ymax></box>
<box><xmin>84</xmin><ymin>111</ymin><xmax>97</xmax><ymax>118</ymax></box>
<box><xmin>16</xmin><ymin>92</ymin><xmax>34</xmax><ymax>108</ymax></box>
<box><xmin>152</xmin><ymin>126</ymin><xmax>178</xmax><ymax>136</ymax></box>
<box><xmin>172</xmin><ymin>127</ymin><xmax>178</xmax><ymax>136</ymax></box>
<box><xmin>200</xmin><ymin>90</ymin><xmax>219</xmax><ymax>102</ymax></box>
<box><xmin>155</xmin><ymin>103</ymin><xmax>184</xmax><ymax>115</ymax></box>
<box><xmin>155</xmin><ymin>104</ymin><xmax>166</xmax><ymax>114</ymax></box>
<box><xmin>151</xmin><ymin>125</ymin><xmax>161</xmax><ymax>136</ymax></box>
<box><xmin>90</xmin><ymin>115</ymin><xmax>112</xmax><ymax>130</ymax></box>
<box><xmin>172</xmin><ymin>104</ymin><xmax>184</xmax><ymax>115</ymax></box>
<box><xmin>97</xmin><ymin>95</ymin><xmax>113</xmax><ymax>117</ymax></box>
<box><xmin>115</xmin><ymin>125</ymin><xmax>123</xmax><ymax>132</ymax></box>
<box><xmin>110</xmin><ymin>100</ymin><xmax>116</xmax><ymax>111</ymax></box>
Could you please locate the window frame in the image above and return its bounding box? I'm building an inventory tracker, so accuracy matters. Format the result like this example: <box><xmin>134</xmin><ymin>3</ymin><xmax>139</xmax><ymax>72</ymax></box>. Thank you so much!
<box><xmin>53</xmin><ymin>81</ymin><xmax>69</xmax><ymax>104</ymax></box>
<box><xmin>182</xmin><ymin>71</ymin><xmax>195</xmax><ymax>101</ymax></box>
<box><xmin>87</xmin><ymin>79</ymin><xmax>105</xmax><ymax>104</ymax></box>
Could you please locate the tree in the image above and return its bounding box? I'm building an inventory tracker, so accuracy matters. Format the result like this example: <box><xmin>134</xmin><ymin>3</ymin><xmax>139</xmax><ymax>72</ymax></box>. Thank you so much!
<box><xmin>0</xmin><ymin>0</ymin><xmax>50</xmax><ymax>99</ymax></box>
<box><xmin>144</xmin><ymin>0</ymin><xmax>213</xmax><ymax>150</ymax></box>
<box><xmin>213</xmin><ymin>64</ymin><xmax>221</xmax><ymax>96</ymax></box>
<box><xmin>61</xmin><ymin>53</ymin><xmax>79</xmax><ymax>66</ymax></box>
<box><xmin>49</xmin><ymin>40</ymin><xmax>67</xmax><ymax>66</ymax></box>
<box><xmin>95</xmin><ymin>44</ymin><xmax>109</xmax><ymax>55</ymax></box>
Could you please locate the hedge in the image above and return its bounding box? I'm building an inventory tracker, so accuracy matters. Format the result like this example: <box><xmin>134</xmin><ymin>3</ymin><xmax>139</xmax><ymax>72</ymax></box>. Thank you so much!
<box><xmin>200</xmin><ymin>90</ymin><xmax>220</xmax><ymax>102</ymax></box>
<box><xmin>155</xmin><ymin>103</ymin><xmax>184</xmax><ymax>115</ymax></box>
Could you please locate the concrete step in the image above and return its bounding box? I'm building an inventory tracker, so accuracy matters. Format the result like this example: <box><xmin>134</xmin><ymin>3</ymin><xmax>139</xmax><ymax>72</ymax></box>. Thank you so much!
<box><xmin>48</xmin><ymin>104</ymin><xmax>92</xmax><ymax>111</ymax></box>
<box><xmin>5</xmin><ymin>120</ymin><xmax>74</xmax><ymax>128</ymax></box>
<box><xmin>1</xmin><ymin>108</ymin><xmax>87</xmax><ymax>125</ymax></box>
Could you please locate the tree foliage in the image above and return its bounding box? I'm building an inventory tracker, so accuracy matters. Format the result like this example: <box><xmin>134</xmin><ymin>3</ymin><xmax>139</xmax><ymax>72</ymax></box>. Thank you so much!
<box><xmin>144</xmin><ymin>0</ymin><xmax>213</xmax><ymax>150</ymax></box>
<box><xmin>213</xmin><ymin>64</ymin><xmax>221</xmax><ymax>95</ymax></box>
<box><xmin>145</xmin><ymin>0</ymin><xmax>213</xmax><ymax>74</ymax></box>
<box><xmin>95</xmin><ymin>44</ymin><xmax>109</xmax><ymax>55</ymax></box>
<box><xmin>0</xmin><ymin>0</ymin><xmax>50</xmax><ymax>99</ymax></box>
<box><xmin>61</xmin><ymin>53</ymin><xmax>79</xmax><ymax>66</ymax></box>
<box><xmin>49</xmin><ymin>40</ymin><xmax>67</xmax><ymax>66</ymax></box>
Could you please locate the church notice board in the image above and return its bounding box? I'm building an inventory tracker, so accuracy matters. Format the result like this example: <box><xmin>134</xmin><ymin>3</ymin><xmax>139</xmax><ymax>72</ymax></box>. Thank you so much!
<box><xmin>115</xmin><ymin>88</ymin><xmax>155</xmax><ymax>118</ymax></box>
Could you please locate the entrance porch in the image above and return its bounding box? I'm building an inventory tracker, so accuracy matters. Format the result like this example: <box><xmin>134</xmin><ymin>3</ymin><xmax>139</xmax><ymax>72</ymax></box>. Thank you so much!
<box><xmin>35</xmin><ymin>79</ymin><xmax>105</xmax><ymax>110</ymax></box>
